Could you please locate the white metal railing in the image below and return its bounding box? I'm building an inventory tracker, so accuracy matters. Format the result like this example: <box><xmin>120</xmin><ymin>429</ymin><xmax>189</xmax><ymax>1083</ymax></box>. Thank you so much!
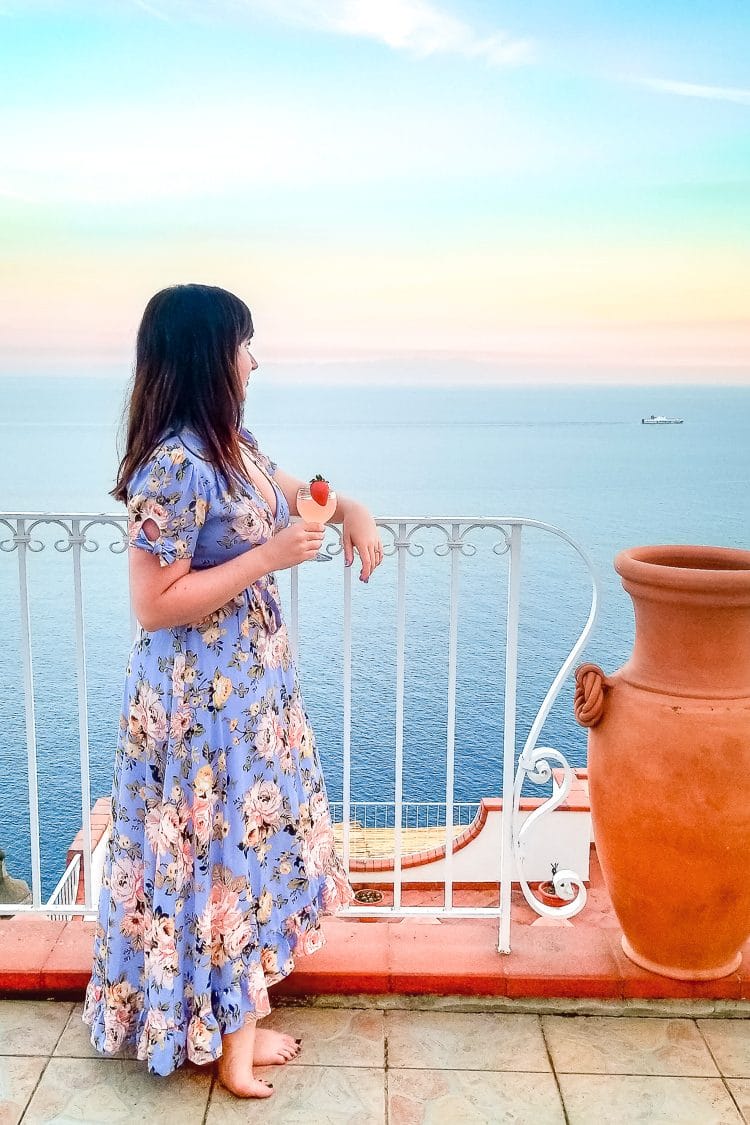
<box><xmin>328</xmin><ymin>801</ymin><xmax>480</xmax><ymax>830</ymax></box>
<box><xmin>46</xmin><ymin>853</ymin><xmax>81</xmax><ymax>922</ymax></box>
<box><xmin>0</xmin><ymin>512</ymin><xmax>599</xmax><ymax>953</ymax></box>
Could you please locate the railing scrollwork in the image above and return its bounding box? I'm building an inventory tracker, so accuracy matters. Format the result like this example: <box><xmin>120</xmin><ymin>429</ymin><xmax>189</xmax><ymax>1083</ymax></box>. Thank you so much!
<box><xmin>507</xmin><ymin>522</ymin><xmax>599</xmax><ymax>933</ymax></box>
<box><xmin>0</xmin><ymin>514</ymin><xmax>129</xmax><ymax>555</ymax></box>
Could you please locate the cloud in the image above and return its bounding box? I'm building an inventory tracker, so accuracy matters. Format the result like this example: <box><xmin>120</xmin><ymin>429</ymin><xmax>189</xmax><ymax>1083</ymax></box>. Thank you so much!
<box><xmin>116</xmin><ymin>0</ymin><xmax>533</xmax><ymax>66</ymax></box>
<box><xmin>2</xmin><ymin>1</ymin><xmax>533</xmax><ymax>65</ymax></box>
<box><xmin>272</xmin><ymin>0</ymin><xmax>533</xmax><ymax>65</ymax></box>
<box><xmin>637</xmin><ymin>77</ymin><xmax>750</xmax><ymax>106</ymax></box>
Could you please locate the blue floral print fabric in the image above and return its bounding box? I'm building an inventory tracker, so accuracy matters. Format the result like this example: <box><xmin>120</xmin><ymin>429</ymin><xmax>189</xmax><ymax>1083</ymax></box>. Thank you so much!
<box><xmin>82</xmin><ymin>427</ymin><xmax>354</xmax><ymax>1076</ymax></box>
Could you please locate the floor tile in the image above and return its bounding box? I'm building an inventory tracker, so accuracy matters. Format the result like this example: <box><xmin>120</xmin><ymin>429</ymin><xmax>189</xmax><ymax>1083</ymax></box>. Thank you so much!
<box><xmin>698</xmin><ymin>1020</ymin><xmax>750</xmax><ymax>1078</ymax></box>
<box><xmin>0</xmin><ymin>1001</ymin><xmax>72</xmax><ymax>1056</ymax></box>
<box><xmin>52</xmin><ymin>1003</ymin><xmax>100</xmax><ymax>1060</ymax></box>
<box><xmin>0</xmin><ymin>1056</ymin><xmax>47</xmax><ymax>1125</ymax></box>
<box><xmin>206</xmin><ymin>1064</ymin><xmax>385</xmax><ymax>1123</ymax></box>
<box><xmin>559</xmin><ymin>1074</ymin><xmax>743</xmax><ymax>1124</ymax></box>
<box><xmin>388</xmin><ymin>1067</ymin><xmax>565</xmax><ymax>1124</ymax></box>
<box><xmin>259</xmin><ymin>1006</ymin><xmax>384</xmax><ymax>1067</ymax></box>
<box><xmin>385</xmin><ymin>1011</ymin><xmax>550</xmax><ymax>1072</ymax></box>
<box><xmin>21</xmin><ymin>1056</ymin><xmax>211</xmax><ymax>1124</ymax></box>
<box><xmin>726</xmin><ymin>1078</ymin><xmax>750</xmax><ymax>1120</ymax></box>
<box><xmin>543</xmin><ymin>1015</ymin><xmax>719</xmax><ymax>1076</ymax></box>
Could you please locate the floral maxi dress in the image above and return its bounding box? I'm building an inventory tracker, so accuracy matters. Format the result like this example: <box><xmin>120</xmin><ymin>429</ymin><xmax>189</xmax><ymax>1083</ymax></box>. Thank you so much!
<box><xmin>83</xmin><ymin>427</ymin><xmax>355</xmax><ymax>1076</ymax></box>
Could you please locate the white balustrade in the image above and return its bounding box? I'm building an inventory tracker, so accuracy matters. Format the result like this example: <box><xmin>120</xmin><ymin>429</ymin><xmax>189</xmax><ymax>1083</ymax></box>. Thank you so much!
<box><xmin>0</xmin><ymin>512</ymin><xmax>599</xmax><ymax>952</ymax></box>
<box><xmin>46</xmin><ymin>853</ymin><xmax>81</xmax><ymax>921</ymax></box>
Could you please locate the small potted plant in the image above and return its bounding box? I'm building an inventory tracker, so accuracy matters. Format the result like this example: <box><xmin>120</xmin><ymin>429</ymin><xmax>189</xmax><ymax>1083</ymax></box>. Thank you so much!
<box><xmin>352</xmin><ymin>885</ymin><xmax>391</xmax><ymax>922</ymax></box>
<box><xmin>536</xmin><ymin>862</ymin><xmax>574</xmax><ymax>908</ymax></box>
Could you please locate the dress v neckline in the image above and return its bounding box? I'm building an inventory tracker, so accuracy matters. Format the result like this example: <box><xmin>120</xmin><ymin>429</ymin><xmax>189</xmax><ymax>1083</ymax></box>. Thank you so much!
<box><xmin>240</xmin><ymin>447</ymin><xmax>278</xmax><ymax>522</ymax></box>
<box><xmin>176</xmin><ymin>426</ymin><xmax>279</xmax><ymax>523</ymax></box>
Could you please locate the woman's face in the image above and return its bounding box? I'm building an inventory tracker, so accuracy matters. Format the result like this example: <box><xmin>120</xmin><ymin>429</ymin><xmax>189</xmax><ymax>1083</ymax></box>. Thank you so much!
<box><xmin>236</xmin><ymin>338</ymin><xmax>258</xmax><ymax>396</ymax></box>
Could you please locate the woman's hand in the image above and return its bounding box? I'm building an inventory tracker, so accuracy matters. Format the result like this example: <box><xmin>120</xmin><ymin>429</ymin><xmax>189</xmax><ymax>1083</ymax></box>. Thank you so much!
<box><xmin>271</xmin><ymin>466</ymin><xmax>382</xmax><ymax>581</ymax></box>
<box><xmin>261</xmin><ymin>522</ymin><xmax>325</xmax><ymax>571</ymax></box>
<box><xmin>342</xmin><ymin>503</ymin><xmax>383</xmax><ymax>582</ymax></box>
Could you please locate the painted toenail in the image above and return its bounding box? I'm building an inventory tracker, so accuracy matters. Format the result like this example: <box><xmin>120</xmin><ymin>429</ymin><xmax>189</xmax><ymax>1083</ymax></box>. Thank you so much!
<box><xmin>295</xmin><ymin>1037</ymin><xmax>302</xmax><ymax>1044</ymax></box>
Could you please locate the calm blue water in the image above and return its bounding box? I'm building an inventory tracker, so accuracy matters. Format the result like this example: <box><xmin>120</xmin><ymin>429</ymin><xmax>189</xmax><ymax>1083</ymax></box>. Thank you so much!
<box><xmin>1</xmin><ymin>373</ymin><xmax>749</xmax><ymax>895</ymax></box>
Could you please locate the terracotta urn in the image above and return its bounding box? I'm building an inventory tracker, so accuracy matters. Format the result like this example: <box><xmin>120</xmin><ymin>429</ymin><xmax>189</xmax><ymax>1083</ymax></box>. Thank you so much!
<box><xmin>574</xmin><ymin>545</ymin><xmax>750</xmax><ymax>980</ymax></box>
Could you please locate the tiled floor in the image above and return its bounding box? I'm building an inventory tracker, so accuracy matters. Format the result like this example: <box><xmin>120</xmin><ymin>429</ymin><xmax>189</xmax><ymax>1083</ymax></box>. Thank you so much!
<box><xmin>2</xmin><ymin>1000</ymin><xmax>750</xmax><ymax>1123</ymax></box>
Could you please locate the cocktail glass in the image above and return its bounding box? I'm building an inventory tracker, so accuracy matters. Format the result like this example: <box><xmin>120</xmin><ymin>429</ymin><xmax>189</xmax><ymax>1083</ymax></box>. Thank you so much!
<box><xmin>296</xmin><ymin>485</ymin><xmax>337</xmax><ymax>562</ymax></box>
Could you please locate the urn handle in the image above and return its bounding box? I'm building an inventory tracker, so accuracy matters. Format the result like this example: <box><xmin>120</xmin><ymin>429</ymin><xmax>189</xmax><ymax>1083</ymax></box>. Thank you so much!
<box><xmin>574</xmin><ymin>663</ymin><xmax>609</xmax><ymax>727</ymax></box>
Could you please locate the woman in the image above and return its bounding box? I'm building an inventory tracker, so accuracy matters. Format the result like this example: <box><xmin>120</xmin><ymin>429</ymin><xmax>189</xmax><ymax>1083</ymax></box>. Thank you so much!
<box><xmin>82</xmin><ymin>283</ymin><xmax>383</xmax><ymax>1098</ymax></box>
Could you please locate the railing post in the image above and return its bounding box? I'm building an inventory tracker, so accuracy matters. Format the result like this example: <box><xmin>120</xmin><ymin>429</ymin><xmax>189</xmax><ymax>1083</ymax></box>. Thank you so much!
<box><xmin>499</xmin><ymin>524</ymin><xmax>522</xmax><ymax>953</ymax></box>
<box><xmin>393</xmin><ymin>522</ymin><xmax>407</xmax><ymax>911</ymax></box>
<box><xmin>342</xmin><ymin>560</ymin><xmax>352</xmax><ymax>872</ymax></box>
<box><xmin>289</xmin><ymin>565</ymin><xmax>299</xmax><ymax>663</ymax></box>
<box><xmin>443</xmin><ymin>522</ymin><xmax>461</xmax><ymax>909</ymax></box>
<box><xmin>71</xmin><ymin>519</ymin><xmax>93</xmax><ymax>910</ymax></box>
<box><xmin>124</xmin><ymin>522</ymin><xmax>139</xmax><ymax>642</ymax></box>
<box><xmin>16</xmin><ymin>518</ymin><xmax>43</xmax><ymax>908</ymax></box>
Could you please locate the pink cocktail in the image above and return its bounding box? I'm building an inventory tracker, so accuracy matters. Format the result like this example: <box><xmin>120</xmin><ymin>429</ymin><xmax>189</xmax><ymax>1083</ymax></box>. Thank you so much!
<box><xmin>297</xmin><ymin>486</ymin><xmax>337</xmax><ymax>524</ymax></box>
<box><xmin>296</xmin><ymin>480</ymin><xmax>337</xmax><ymax>561</ymax></box>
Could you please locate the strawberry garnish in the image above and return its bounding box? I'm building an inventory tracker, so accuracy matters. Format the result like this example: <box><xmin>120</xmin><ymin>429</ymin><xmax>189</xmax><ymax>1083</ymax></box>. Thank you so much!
<box><xmin>309</xmin><ymin>474</ymin><xmax>330</xmax><ymax>506</ymax></box>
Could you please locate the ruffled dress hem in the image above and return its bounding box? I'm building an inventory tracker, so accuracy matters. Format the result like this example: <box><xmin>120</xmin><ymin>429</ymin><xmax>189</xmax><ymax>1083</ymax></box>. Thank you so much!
<box><xmin>82</xmin><ymin>867</ymin><xmax>354</xmax><ymax>1076</ymax></box>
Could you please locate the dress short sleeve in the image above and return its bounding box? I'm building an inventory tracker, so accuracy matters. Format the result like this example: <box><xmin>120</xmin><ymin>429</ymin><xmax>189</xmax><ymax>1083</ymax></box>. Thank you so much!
<box><xmin>241</xmin><ymin>427</ymin><xmax>277</xmax><ymax>476</ymax></box>
<box><xmin>127</xmin><ymin>440</ymin><xmax>211</xmax><ymax>567</ymax></box>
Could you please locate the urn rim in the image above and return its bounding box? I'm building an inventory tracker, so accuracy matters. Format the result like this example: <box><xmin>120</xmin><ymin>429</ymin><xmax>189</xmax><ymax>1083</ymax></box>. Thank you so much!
<box><xmin>615</xmin><ymin>544</ymin><xmax>750</xmax><ymax>599</ymax></box>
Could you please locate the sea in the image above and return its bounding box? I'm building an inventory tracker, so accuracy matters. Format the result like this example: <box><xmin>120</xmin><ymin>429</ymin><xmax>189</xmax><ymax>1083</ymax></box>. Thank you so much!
<box><xmin>1</xmin><ymin>373</ymin><xmax>749</xmax><ymax>896</ymax></box>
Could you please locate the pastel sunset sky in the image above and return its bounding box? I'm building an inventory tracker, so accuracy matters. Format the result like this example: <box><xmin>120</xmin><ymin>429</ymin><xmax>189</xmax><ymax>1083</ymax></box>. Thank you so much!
<box><xmin>1</xmin><ymin>1</ymin><xmax>748</xmax><ymax>382</ymax></box>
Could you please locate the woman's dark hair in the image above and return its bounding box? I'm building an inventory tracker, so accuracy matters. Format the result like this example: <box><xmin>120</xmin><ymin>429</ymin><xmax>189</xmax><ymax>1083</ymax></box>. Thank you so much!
<box><xmin>111</xmin><ymin>284</ymin><xmax>255</xmax><ymax>503</ymax></box>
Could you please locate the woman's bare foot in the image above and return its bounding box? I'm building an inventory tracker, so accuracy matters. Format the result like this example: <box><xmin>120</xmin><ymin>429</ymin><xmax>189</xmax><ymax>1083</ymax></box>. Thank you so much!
<box><xmin>253</xmin><ymin>1027</ymin><xmax>302</xmax><ymax>1066</ymax></box>
<box><xmin>218</xmin><ymin>1019</ymin><xmax>274</xmax><ymax>1099</ymax></box>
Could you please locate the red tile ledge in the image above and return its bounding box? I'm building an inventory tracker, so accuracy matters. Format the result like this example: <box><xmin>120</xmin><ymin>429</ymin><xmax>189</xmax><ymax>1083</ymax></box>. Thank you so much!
<box><xmin>40</xmin><ymin>920</ymin><xmax>97</xmax><ymax>992</ymax></box>
<box><xmin>606</xmin><ymin>930</ymin><xmax>744</xmax><ymax>1002</ymax></box>
<box><xmin>0</xmin><ymin>917</ymin><xmax>68</xmax><ymax>992</ymax></box>
<box><xmin>505</xmin><ymin>926</ymin><xmax>621</xmax><ymax>999</ymax></box>
<box><xmin>1</xmin><ymin>914</ymin><xmax>746</xmax><ymax>1004</ymax></box>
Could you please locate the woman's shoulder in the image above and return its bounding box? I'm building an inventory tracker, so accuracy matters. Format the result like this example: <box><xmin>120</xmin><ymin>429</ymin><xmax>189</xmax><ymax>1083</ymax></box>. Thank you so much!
<box><xmin>159</xmin><ymin>426</ymin><xmax>212</xmax><ymax>458</ymax></box>
<box><xmin>163</xmin><ymin>425</ymin><xmax>259</xmax><ymax>458</ymax></box>
<box><xmin>127</xmin><ymin>430</ymin><xmax>215</xmax><ymax>499</ymax></box>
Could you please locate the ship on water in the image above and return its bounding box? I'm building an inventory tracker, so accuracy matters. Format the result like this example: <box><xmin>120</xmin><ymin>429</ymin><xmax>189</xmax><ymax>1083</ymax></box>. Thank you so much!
<box><xmin>642</xmin><ymin>414</ymin><xmax>684</xmax><ymax>424</ymax></box>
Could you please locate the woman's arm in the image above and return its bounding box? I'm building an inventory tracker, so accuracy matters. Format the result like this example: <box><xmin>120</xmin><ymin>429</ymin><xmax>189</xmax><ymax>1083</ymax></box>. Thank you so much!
<box><xmin>273</xmin><ymin>467</ymin><xmax>307</xmax><ymax>518</ymax></box>
<box><xmin>130</xmin><ymin>520</ymin><xmax>324</xmax><ymax>631</ymax></box>
<box><xmin>274</xmin><ymin>467</ymin><xmax>383</xmax><ymax>581</ymax></box>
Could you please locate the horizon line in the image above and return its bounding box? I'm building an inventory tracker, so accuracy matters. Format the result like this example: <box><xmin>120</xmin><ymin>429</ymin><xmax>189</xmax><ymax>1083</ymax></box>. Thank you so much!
<box><xmin>1</xmin><ymin>371</ymin><xmax>748</xmax><ymax>388</ymax></box>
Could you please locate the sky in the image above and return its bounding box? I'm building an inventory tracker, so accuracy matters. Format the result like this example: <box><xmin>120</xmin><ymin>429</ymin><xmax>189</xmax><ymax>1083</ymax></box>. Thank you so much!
<box><xmin>0</xmin><ymin>0</ymin><xmax>749</xmax><ymax>382</ymax></box>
